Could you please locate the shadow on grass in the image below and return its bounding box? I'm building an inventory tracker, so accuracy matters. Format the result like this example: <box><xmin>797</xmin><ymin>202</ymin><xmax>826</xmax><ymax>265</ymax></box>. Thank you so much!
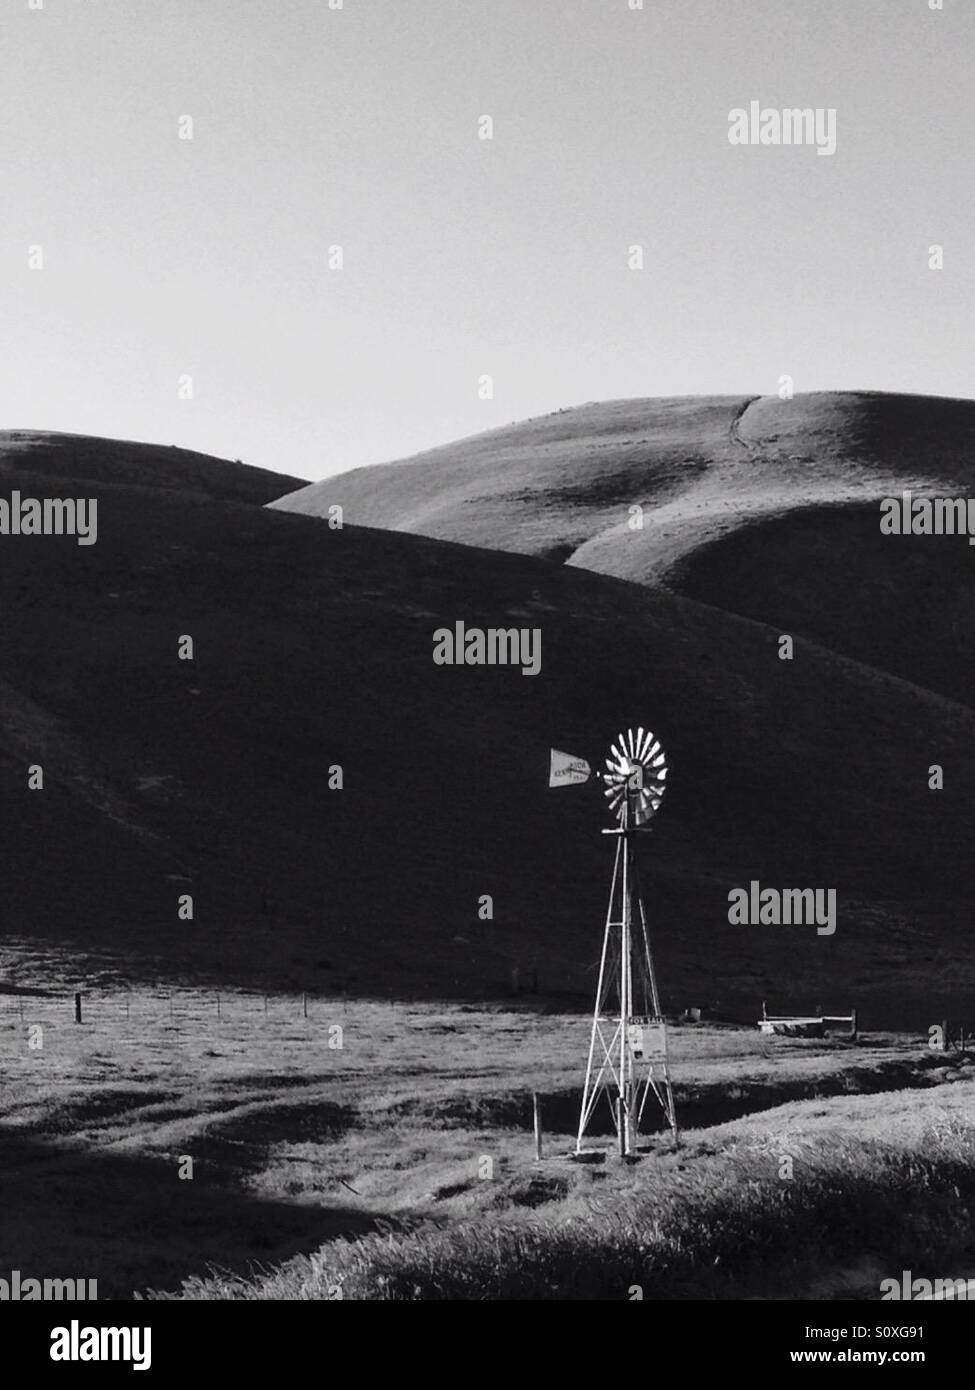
<box><xmin>0</xmin><ymin>1123</ymin><xmax>381</xmax><ymax>1299</ymax></box>
<box><xmin>187</xmin><ymin>1100</ymin><xmax>359</xmax><ymax>1180</ymax></box>
<box><xmin>407</xmin><ymin>1055</ymin><xmax>965</xmax><ymax>1136</ymax></box>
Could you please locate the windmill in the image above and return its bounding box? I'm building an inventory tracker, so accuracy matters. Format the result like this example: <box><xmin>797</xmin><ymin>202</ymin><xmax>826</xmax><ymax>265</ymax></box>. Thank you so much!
<box><xmin>549</xmin><ymin>728</ymin><xmax>679</xmax><ymax>1155</ymax></box>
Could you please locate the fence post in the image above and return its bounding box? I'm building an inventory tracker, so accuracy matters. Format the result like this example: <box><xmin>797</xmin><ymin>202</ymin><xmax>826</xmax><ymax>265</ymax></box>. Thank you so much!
<box><xmin>303</xmin><ymin>993</ymin><xmax>308</xmax><ymax>1019</ymax></box>
<box><xmin>850</xmin><ymin>1008</ymin><xmax>858</xmax><ymax>1041</ymax></box>
<box><xmin>74</xmin><ymin>992</ymin><xmax>82</xmax><ymax>1024</ymax></box>
<box><xmin>533</xmin><ymin>1092</ymin><xmax>543</xmax><ymax>1161</ymax></box>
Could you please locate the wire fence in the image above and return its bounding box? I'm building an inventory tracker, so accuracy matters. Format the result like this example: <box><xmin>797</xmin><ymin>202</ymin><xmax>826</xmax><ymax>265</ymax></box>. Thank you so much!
<box><xmin>0</xmin><ymin>988</ymin><xmax>346</xmax><ymax>1062</ymax></box>
<box><xmin>1</xmin><ymin>988</ymin><xmax>331</xmax><ymax>1020</ymax></box>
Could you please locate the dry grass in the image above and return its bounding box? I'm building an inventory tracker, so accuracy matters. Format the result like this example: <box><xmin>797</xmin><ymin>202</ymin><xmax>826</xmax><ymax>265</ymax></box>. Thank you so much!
<box><xmin>155</xmin><ymin>1109</ymin><xmax>975</xmax><ymax>1301</ymax></box>
<box><xmin>1</xmin><ymin>976</ymin><xmax>972</xmax><ymax>1299</ymax></box>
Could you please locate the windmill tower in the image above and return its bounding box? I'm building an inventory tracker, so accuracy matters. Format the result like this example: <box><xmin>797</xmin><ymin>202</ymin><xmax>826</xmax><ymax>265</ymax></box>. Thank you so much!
<box><xmin>550</xmin><ymin>728</ymin><xmax>679</xmax><ymax>1155</ymax></box>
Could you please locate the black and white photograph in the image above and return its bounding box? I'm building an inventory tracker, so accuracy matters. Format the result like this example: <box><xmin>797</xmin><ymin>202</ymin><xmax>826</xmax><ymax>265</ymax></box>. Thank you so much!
<box><xmin>0</xmin><ymin>0</ymin><xmax>972</xmax><ymax>1362</ymax></box>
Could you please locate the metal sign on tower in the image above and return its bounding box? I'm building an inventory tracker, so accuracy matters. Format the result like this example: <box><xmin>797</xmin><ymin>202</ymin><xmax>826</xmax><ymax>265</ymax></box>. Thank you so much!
<box><xmin>549</xmin><ymin>728</ymin><xmax>679</xmax><ymax>1155</ymax></box>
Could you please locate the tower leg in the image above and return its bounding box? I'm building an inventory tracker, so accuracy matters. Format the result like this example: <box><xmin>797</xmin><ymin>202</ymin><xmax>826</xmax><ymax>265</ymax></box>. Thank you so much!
<box><xmin>577</xmin><ymin>816</ymin><xmax>679</xmax><ymax>1153</ymax></box>
<box><xmin>630</xmin><ymin>851</ymin><xmax>679</xmax><ymax>1144</ymax></box>
<box><xmin>618</xmin><ymin>824</ymin><xmax>630</xmax><ymax>1152</ymax></box>
<box><xmin>576</xmin><ymin>834</ymin><xmax>622</xmax><ymax>1153</ymax></box>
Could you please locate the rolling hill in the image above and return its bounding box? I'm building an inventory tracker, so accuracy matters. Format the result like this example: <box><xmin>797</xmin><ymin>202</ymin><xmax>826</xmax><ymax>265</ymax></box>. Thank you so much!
<box><xmin>0</xmin><ymin>430</ymin><xmax>305</xmax><ymax>505</ymax></box>
<box><xmin>1</xmin><ymin>419</ymin><xmax>974</xmax><ymax>1027</ymax></box>
<box><xmin>270</xmin><ymin>392</ymin><xmax>975</xmax><ymax>580</ymax></box>
<box><xmin>271</xmin><ymin>391</ymin><xmax>975</xmax><ymax>708</ymax></box>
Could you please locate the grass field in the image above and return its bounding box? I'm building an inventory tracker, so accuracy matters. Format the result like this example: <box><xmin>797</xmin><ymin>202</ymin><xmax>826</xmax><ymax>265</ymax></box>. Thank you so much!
<box><xmin>2</xmin><ymin>962</ymin><xmax>972</xmax><ymax>1301</ymax></box>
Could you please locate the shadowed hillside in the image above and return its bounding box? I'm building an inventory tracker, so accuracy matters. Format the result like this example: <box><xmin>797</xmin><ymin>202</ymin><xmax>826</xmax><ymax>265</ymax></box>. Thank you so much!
<box><xmin>271</xmin><ymin>391</ymin><xmax>975</xmax><ymax>711</ymax></box>
<box><xmin>668</xmin><ymin>502</ymin><xmax>975</xmax><ymax>709</ymax></box>
<box><xmin>1</xmin><ymin>441</ymin><xmax>974</xmax><ymax>1026</ymax></box>
<box><xmin>0</xmin><ymin>430</ymin><xmax>305</xmax><ymax>505</ymax></box>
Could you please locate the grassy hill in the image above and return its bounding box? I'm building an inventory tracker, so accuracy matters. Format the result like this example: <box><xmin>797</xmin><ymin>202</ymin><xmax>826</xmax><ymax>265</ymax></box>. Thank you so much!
<box><xmin>270</xmin><ymin>391</ymin><xmax>975</xmax><ymax>575</ymax></box>
<box><xmin>271</xmin><ymin>389</ymin><xmax>975</xmax><ymax>720</ymax></box>
<box><xmin>1</xmin><ymin>424</ymin><xmax>974</xmax><ymax>1026</ymax></box>
<box><xmin>269</xmin><ymin>395</ymin><xmax>751</xmax><ymax>564</ymax></box>
<box><xmin>0</xmin><ymin>429</ymin><xmax>305</xmax><ymax>504</ymax></box>
<box><xmin>669</xmin><ymin>501</ymin><xmax>975</xmax><ymax>708</ymax></box>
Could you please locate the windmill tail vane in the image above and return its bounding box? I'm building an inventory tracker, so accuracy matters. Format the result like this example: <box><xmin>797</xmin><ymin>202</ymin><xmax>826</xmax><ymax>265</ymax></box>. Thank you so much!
<box><xmin>548</xmin><ymin>748</ymin><xmax>592</xmax><ymax>786</ymax></box>
<box><xmin>548</xmin><ymin>726</ymin><xmax>679</xmax><ymax>1156</ymax></box>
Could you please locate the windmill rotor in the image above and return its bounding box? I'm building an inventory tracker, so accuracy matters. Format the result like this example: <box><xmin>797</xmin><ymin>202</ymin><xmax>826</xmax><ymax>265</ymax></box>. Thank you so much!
<box><xmin>602</xmin><ymin>726</ymin><xmax>667</xmax><ymax>827</ymax></box>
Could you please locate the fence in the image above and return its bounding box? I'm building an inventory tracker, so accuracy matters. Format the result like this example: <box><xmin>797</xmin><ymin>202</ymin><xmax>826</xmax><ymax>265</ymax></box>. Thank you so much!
<box><xmin>0</xmin><ymin>988</ymin><xmax>340</xmax><ymax>1057</ymax></box>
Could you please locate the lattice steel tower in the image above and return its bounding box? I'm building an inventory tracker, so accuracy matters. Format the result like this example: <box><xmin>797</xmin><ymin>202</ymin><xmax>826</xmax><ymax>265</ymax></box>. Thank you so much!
<box><xmin>550</xmin><ymin>728</ymin><xmax>679</xmax><ymax>1155</ymax></box>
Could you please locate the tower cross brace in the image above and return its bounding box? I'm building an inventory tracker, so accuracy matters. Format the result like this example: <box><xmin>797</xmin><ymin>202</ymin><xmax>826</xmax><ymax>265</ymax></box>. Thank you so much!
<box><xmin>576</xmin><ymin>800</ymin><xmax>679</xmax><ymax>1155</ymax></box>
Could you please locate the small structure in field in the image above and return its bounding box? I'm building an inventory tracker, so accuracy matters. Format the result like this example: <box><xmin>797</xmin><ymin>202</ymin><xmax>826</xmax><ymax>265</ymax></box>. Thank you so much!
<box><xmin>758</xmin><ymin>1001</ymin><xmax>857</xmax><ymax>1040</ymax></box>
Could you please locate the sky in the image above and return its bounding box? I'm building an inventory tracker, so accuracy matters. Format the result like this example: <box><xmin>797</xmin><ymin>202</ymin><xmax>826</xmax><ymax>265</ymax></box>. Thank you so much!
<box><xmin>1</xmin><ymin>0</ymin><xmax>971</xmax><ymax>481</ymax></box>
